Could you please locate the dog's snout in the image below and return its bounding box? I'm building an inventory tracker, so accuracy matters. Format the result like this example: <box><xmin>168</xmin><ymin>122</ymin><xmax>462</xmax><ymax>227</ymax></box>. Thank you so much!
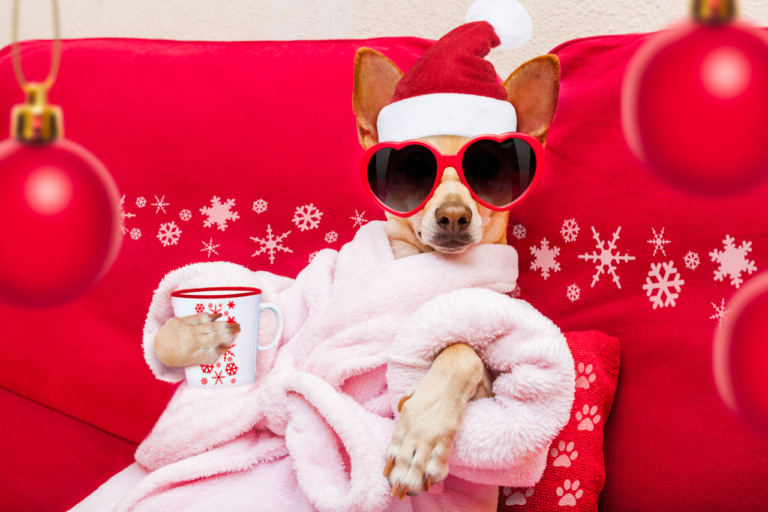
<box><xmin>435</xmin><ymin>204</ymin><xmax>472</xmax><ymax>235</ymax></box>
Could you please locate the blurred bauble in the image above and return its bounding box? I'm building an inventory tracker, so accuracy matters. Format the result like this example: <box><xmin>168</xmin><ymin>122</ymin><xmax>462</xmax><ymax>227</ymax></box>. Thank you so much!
<box><xmin>622</xmin><ymin>19</ymin><xmax>768</xmax><ymax>194</ymax></box>
<box><xmin>714</xmin><ymin>271</ymin><xmax>768</xmax><ymax>436</ymax></box>
<box><xmin>0</xmin><ymin>137</ymin><xmax>122</xmax><ymax>307</ymax></box>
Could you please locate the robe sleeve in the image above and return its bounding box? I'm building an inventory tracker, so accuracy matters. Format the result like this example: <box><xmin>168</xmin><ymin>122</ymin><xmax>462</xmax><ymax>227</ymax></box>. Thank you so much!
<box><xmin>386</xmin><ymin>288</ymin><xmax>575</xmax><ymax>487</ymax></box>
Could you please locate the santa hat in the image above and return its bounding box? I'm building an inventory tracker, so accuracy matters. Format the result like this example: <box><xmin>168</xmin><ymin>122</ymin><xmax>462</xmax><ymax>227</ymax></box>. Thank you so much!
<box><xmin>377</xmin><ymin>0</ymin><xmax>533</xmax><ymax>143</ymax></box>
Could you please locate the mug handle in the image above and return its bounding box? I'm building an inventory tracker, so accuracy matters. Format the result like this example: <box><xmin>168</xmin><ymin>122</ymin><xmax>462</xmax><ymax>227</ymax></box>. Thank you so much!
<box><xmin>257</xmin><ymin>302</ymin><xmax>283</xmax><ymax>351</ymax></box>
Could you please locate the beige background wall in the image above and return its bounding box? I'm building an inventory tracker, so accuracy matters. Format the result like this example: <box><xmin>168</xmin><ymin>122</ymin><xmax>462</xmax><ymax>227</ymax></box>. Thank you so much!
<box><xmin>2</xmin><ymin>0</ymin><xmax>768</xmax><ymax>78</ymax></box>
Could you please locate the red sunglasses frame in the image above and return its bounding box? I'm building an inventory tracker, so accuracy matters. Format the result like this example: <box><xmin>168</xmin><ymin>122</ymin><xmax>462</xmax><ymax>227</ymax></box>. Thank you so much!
<box><xmin>359</xmin><ymin>132</ymin><xmax>545</xmax><ymax>218</ymax></box>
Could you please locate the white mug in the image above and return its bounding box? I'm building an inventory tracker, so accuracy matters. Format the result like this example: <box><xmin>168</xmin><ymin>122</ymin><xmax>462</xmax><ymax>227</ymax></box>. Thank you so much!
<box><xmin>170</xmin><ymin>287</ymin><xmax>283</xmax><ymax>388</ymax></box>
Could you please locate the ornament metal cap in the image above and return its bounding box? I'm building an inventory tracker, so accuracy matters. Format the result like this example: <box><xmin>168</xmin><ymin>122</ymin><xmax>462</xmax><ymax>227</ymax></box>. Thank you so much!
<box><xmin>692</xmin><ymin>0</ymin><xmax>737</xmax><ymax>24</ymax></box>
<box><xmin>11</xmin><ymin>83</ymin><xmax>64</xmax><ymax>144</ymax></box>
<box><xmin>10</xmin><ymin>0</ymin><xmax>63</xmax><ymax>144</ymax></box>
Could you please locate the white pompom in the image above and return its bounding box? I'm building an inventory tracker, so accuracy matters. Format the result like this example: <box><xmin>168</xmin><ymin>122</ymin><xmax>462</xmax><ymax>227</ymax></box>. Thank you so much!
<box><xmin>465</xmin><ymin>0</ymin><xmax>533</xmax><ymax>50</ymax></box>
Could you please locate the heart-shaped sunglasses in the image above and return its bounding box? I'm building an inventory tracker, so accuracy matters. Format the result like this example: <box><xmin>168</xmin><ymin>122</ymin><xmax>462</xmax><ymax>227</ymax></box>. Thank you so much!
<box><xmin>359</xmin><ymin>133</ymin><xmax>544</xmax><ymax>217</ymax></box>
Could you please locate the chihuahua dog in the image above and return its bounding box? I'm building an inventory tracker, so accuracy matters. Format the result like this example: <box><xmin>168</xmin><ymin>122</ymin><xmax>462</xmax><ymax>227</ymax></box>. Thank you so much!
<box><xmin>154</xmin><ymin>48</ymin><xmax>559</xmax><ymax>500</ymax></box>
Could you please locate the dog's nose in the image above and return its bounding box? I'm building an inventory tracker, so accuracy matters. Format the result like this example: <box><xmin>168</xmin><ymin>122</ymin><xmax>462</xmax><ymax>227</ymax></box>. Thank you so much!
<box><xmin>435</xmin><ymin>204</ymin><xmax>472</xmax><ymax>235</ymax></box>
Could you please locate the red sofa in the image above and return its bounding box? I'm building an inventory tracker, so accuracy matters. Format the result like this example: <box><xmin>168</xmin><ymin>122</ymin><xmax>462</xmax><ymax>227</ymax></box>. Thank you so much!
<box><xmin>2</xmin><ymin>33</ymin><xmax>768</xmax><ymax>511</ymax></box>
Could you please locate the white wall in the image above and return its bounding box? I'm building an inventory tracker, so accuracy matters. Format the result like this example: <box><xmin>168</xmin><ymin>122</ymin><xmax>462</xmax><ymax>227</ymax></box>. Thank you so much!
<box><xmin>3</xmin><ymin>0</ymin><xmax>768</xmax><ymax>78</ymax></box>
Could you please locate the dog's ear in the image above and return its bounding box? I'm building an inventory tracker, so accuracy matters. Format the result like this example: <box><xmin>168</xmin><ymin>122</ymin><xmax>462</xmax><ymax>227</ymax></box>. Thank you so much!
<box><xmin>353</xmin><ymin>48</ymin><xmax>403</xmax><ymax>149</ymax></box>
<box><xmin>503</xmin><ymin>55</ymin><xmax>560</xmax><ymax>146</ymax></box>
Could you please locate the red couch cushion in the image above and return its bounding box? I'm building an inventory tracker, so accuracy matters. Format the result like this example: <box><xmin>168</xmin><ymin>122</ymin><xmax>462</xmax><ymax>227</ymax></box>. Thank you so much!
<box><xmin>508</xmin><ymin>33</ymin><xmax>768</xmax><ymax>510</ymax></box>
<box><xmin>0</xmin><ymin>386</ymin><xmax>136</xmax><ymax>511</ymax></box>
<box><xmin>498</xmin><ymin>331</ymin><xmax>620</xmax><ymax>512</ymax></box>
<box><xmin>0</xmin><ymin>37</ymin><xmax>431</xmax><ymax>445</ymax></box>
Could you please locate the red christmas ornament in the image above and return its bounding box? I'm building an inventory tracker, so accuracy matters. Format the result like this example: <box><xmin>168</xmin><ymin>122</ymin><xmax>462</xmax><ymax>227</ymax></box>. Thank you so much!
<box><xmin>714</xmin><ymin>271</ymin><xmax>768</xmax><ymax>437</ymax></box>
<box><xmin>622</xmin><ymin>0</ymin><xmax>768</xmax><ymax>193</ymax></box>
<box><xmin>0</xmin><ymin>16</ymin><xmax>121</xmax><ymax>308</ymax></box>
<box><xmin>0</xmin><ymin>137</ymin><xmax>122</xmax><ymax>308</ymax></box>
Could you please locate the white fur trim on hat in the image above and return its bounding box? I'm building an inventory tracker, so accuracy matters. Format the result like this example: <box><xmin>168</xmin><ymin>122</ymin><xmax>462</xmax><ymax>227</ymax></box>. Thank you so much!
<box><xmin>466</xmin><ymin>0</ymin><xmax>533</xmax><ymax>50</ymax></box>
<box><xmin>377</xmin><ymin>93</ymin><xmax>516</xmax><ymax>142</ymax></box>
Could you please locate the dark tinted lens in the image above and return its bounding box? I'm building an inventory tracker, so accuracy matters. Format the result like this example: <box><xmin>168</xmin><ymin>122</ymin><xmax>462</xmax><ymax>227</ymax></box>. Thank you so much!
<box><xmin>367</xmin><ymin>145</ymin><xmax>438</xmax><ymax>213</ymax></box>
<box><xmin>462</xmin><ymin>138</ymin><xmax>536</xmax><ymax>207</ymax></box>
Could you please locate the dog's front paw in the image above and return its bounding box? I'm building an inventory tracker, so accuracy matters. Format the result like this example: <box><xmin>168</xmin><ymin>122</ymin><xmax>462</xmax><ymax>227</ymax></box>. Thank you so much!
<box><xmin>155</xmin><ymin>312</ymin><xmax>240</xmax><ymax>367</ymax></box>
<box><xmin>383</xmin><ymin>388</ymin><xmax>459</xmax><ymax>499</ymax></box>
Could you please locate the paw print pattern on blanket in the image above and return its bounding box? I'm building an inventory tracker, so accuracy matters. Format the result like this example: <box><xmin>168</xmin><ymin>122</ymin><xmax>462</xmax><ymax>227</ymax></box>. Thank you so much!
<box><xmin>502</xmin><ymin>486</ymin><xmax>534</xmax><ymax>506</ymax></box>
<box><xmin>556</xmin><ymin>479</ymin><xmax>583</xmax><ymax>506</ymax></box>
<box><xmin>551</xmin><ymin>440</ymin><xmax>578</xmax><ymax>468</ymax></box>
<box><xmin>575</xmin><ymin>362</ymin><xmax>596</xmax><ymax>389</ymax></box>
<box><xmin>576</xmin><ymin>404</ymin><xmax>601</xmax><ymax>431</ymax></box>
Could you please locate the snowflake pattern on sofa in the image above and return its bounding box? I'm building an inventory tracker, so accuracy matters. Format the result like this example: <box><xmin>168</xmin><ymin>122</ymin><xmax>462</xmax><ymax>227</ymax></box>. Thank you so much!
<box><xmin>567</xmin><ymin>284</ymin><xmax>580</xmax><ymax>302</ymax></box>
<box><xmin>647</xmin><ymin>227</ymin><xmax>671</xmax><ymax>256</ymax></box>
<box><xmin>157</xmin><ymin>221</ymin><xmax>182</xmax><ymax>246</ymax></box>
<box><xmin>201</xmin><ymin>196</ymin><xmax>240</xmax><ymax>231</ymax></box>
<box><xmin>152</xmin><ymin>194</ymin><xmax>170</xmax><ymax>214</ymax></box>
<box><xmin>119</xmin><ymin>195</ymin><xmax>136</xmax><ymax>236</ymax></box>
<box><xmin>710</xmin><ymin>298</ymin><xmax>729</xmax><ymax>330</ymax></box>
<box><xmin>292</xmin><ymin>203</ymin><xmax>323</xmax><ymax>231</ymax></box>
<box><xmin>710</xmin><ymin>235</ymin><xmax>757</xmax><ymax>288</ymax></box>
<box><xmin>642</xmin><ymin>261</ymin><xmax>685</xmax><ymax>309</ymax></box>
<box><xmin>512</xmin><ymin>224</ymin><xmax>526</xmax><ymax>240</ymax></box>
<box><xmin>684</xmin><ymin>251</ymin><xmax>700</xmax><ymax>270</ymax></box>
<box><xmin>578</xmin><ymin>226</ymin><xmax>636</xmax><ymax>289</ymax></box>
<box><xmin>253</xmin><ymin>199</ymin><xmax>268</xmax><ymax>214</ymax></box>
<box><xmin>561</xmin><ymin>219</ymin><xmax>580</xmax><ymax>243</ymax></box>
<box><xmin>251</xmin><ymin>225</ymin><xmax>293</xmax><ymax>264</ymax></box>
<box><xmin>530</xmin><ymin>239</ymin><xmax>561</xmax><ymax>279</ymax></box>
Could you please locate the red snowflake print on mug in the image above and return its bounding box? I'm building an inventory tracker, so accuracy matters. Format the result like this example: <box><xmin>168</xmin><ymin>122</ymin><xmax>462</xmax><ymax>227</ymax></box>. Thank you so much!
<box><xmin>171</xmin><ymin>287</ymin><xmax>282</xmax><ymax>388</ymax></box>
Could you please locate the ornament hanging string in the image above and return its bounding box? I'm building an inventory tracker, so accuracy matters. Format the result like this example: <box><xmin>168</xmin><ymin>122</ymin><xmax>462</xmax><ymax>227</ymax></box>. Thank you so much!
<box><xmin>10</xmin><ymin>0</ymin><xmax>63</xmax><ymax>143</ymax></box>
<box><xmin>11</xmin><ymin>0</ymin><xmax>61</xmax><ymax>90</ymax></box>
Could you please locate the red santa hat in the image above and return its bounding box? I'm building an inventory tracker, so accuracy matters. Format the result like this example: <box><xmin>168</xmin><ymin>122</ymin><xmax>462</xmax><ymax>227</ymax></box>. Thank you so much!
<box><xmin>377</xmin><ymin>0</ymin><xmax>533</xmax><ymax>143</ymax></box>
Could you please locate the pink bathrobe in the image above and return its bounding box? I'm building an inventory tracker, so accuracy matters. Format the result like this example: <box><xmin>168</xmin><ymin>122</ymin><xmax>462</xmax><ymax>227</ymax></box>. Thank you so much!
<box><xmin>74</xmin><ymin>221</ymin><xmax>575</xmax><ymax>512</ymax></box>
